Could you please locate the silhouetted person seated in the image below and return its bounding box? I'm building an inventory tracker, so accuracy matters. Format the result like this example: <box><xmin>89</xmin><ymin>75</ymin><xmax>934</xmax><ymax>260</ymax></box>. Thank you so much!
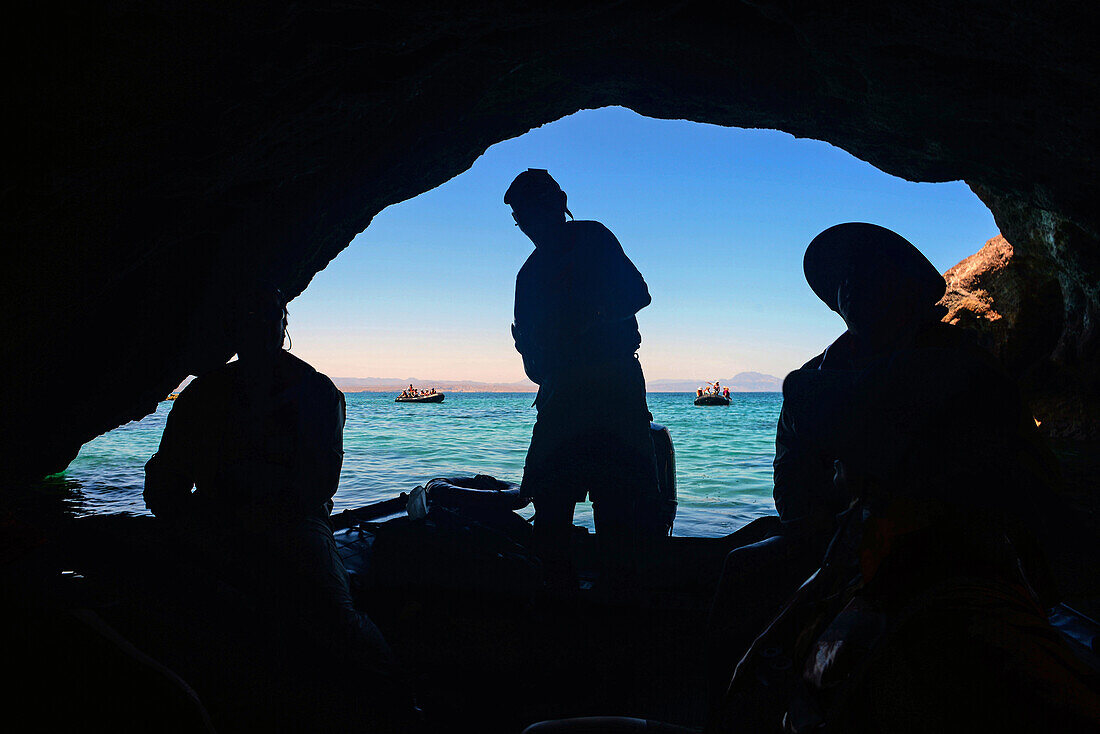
<box><xmin>707</xmin><ymin>222</ymin><xmax>1066</xmax><ymax>709</ymax></box>
<box><xmin>144</xmin><ymin>286</ymin><xmax>396</xmax><ymax>690</ymax></box>
<box><xmin>712</xmin><ymin>370</ymin><xmax>1099</xmax><ymax>731</ymax></box>
<box><xmin>708</xmin><ymin>227</ymin><xmax>1098</xmax><ymax>730</ymax></box>
<box><xmin>507</xmin><ymin>169</ymin><xmax>661</xmax><ymax>596</ymax></box>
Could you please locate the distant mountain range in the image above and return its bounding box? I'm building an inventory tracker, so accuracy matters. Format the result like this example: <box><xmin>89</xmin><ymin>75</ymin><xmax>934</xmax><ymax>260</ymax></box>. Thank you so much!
<box><xmin>331</xmin><ymin>371</ymin><xmax>781</xmax><ymax>394</ymax></box>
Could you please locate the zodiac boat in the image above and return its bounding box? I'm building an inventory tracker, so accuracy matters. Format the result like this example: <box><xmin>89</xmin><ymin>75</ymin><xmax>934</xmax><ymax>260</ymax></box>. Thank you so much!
<box><xmin>395</xmin><ymin>392</ymin><xmax>445</xmax><ymax>403</ymax></box>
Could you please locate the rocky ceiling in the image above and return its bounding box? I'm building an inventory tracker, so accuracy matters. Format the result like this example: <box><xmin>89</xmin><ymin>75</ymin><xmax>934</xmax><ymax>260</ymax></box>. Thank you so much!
<box><xmin>5</xmin><ymin>1</ymin><xmax>1098</xmax><ymax>479</ymax></box>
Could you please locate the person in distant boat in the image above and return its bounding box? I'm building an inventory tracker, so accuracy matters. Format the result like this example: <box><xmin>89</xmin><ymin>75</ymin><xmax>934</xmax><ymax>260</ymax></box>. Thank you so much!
<box><xmin>507</xmin><ymin>168</ymin><xmax>661</xmax><ymax>596</ymax></box>
<box><xmin>722</xmin><ymin>386</ymin><xmax>730</xmax><ymax>399</ymax></box>
<box><xmin>706</xmin><ymin>222</ymin><xmax>1064</xmax><ymax>712</ymax></box>
<box><xmin>144</xmin><ymin>285</ymin><xmax>400</xmax><ymax>698</ymax></box>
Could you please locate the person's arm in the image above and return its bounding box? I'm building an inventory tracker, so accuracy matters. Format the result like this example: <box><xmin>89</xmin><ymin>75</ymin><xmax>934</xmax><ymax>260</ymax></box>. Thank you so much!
<box><xmin>144</xmin><ymin>386</ymin><xmax>199</xmax><ymax>520</ymax></box>
<box><xmin>513</xmin><ymin>259</ymin><xmax>549</xmax><ymax>383</ymax></box>
<box><xmin>292</xmin><ymin>378</ymin><xmax>346</xmax><ymax>514</ymax></box>
<box><xmin>771</xmin><ymin>356</ymin><xmax>847</xmax><ymax>546</ymax></box>
<box><xmin>588</xmin><ymin>224</ymin><xmax>651</xmax><ymax>323</ymax></box>
<box><xmin>772</xmin><ymin>401</ymin><xmax>818</xmax><ymax>526</ymax></box>
<box><xmin>512</xmin><ymin>322</ymin><xmax>545</xmax><ymax>384</ymax></box>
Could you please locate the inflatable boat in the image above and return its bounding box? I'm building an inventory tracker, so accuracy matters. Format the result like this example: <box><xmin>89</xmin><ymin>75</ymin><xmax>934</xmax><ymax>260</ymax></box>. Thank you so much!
<box><xmin>694</xmin><ymin>393</ymin><xmax>730</xmax><ymax>406</ymax></box>
<box><xmin>395</xmin><ymin>392</ymin><xmax>445</xmax><ymax>403</ymax></box>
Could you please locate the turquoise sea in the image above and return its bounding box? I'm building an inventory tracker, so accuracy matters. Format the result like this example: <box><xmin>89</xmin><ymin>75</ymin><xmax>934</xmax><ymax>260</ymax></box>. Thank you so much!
<box><xmin>59</xmin><ymin>392</ymin><xmax>782</xmax><ymax>537</ymax></box>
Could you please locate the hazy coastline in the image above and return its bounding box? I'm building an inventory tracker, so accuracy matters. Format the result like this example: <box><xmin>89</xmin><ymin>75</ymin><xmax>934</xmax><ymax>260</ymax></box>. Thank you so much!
<box><xmin>330</xmin><ymin>371</ymin><xmax>781</xmax><ymax>394</ymax></box>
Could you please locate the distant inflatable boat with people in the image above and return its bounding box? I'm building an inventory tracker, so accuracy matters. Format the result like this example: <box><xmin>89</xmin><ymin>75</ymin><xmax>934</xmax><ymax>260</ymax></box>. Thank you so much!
<box><xmin>396</xmin><ymin>386</ymin><xmax>444</xmax><ymax>403</ymax></box>
<box><xmin>694</xmin><ymin>381</ymin><xmax>731</xmax><ymax>406</ymax></box>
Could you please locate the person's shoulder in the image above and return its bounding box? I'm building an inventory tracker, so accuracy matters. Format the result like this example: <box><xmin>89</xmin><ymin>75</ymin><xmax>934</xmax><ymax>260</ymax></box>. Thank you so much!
<box><xmin>917</xmin><ymin>321</ymin><xmax>999</xmax><ymax>364</ymax></box>
<box><xmin>185</xmin><ymin>362</ymin><xmax>235</xmax><ymax>393</ymax></box>
<box><xmin>918</xmin><ymin>321</ymin><xmax>1010</xmax><ymax>384</ymax></box>
<box><xmin>799</xmin><ymin>352</ymin><xmax>826</xmax><ymax>371</ymax></box>
<box><xmin>568</xmin><ymin>219</ymin><xmax>607</xmax><ymax>232</ymax></box>
<box><xmin>281</xmin><ymin>352</ymin><xmax>343</xmax><ymax>395</ymax></box>
<box><xmin>919</xmin><ymin>320</ymin><xmax>979</xmax><ymax>349</ymax></box>
<box><xmin>799</xmin><ymin>332</ymin><xmax>848</xmax><ymax>371</ymax></box>
<box><xmin>568</xmin><ymin>221</ymin><xmax>625</xmax><ymax>263</ymax></box>
<box><xmin>568</xmin><ymin>219</ymin><xmax>618</xmax><ymax>243</ymax></box>
<box><xmin>170</xmin><ymin>366</ymin><xmax>229</xmax><ymax>413</ymax></box>
<box><xmin>280</xmin><ymin>351</ymin><xmax>322</xmax><ymax>380</ymax></box>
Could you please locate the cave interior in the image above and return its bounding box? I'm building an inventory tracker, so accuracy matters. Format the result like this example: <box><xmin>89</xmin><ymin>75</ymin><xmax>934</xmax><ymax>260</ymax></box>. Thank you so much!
<box><xmin>3</xmin><ymin>2</ymin><xmax>1099</xmax><ymax>731</ymax></box>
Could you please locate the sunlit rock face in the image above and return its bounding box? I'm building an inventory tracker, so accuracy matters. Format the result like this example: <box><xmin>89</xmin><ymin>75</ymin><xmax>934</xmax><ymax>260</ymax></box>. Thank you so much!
<box><xmin>939</xmin><ymin>234</ymin><xmax>1091</xmax><ymax>436</ymax></box>
<box><xmin>5</xmin><ymin>2</ymin><xmax>1098</xmax><ymax>477</ymax></box>
<box><xmin>942</xmin><ymin>235</ymin><xmax>1063</xmax><ymax>373</ymax></box>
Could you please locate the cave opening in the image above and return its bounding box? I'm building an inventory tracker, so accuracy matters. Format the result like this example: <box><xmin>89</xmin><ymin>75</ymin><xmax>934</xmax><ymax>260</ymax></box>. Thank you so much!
<box><xmin>60</xmin><ymin>107</ymin><xmax>999</xmax><ymax>536</ymax></box>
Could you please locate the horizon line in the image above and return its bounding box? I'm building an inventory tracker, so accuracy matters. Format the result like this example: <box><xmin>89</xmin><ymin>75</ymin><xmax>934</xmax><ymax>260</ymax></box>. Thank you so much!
<box><xmin>329</xmin><ymin>371</ymin><xmax>782</xmax><ymax>383</ymax></box>
<box><xmin>338</xmin><ymin>387</ymin><xmax>782</xmax><ymax>394</ymax></box>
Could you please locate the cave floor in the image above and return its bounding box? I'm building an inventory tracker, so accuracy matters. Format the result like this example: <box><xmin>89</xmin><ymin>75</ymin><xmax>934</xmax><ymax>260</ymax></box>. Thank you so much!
<box><xmin>7</xmin><ymin>514</ymin><xmax>725</xmax><ymax>734</ymax></box>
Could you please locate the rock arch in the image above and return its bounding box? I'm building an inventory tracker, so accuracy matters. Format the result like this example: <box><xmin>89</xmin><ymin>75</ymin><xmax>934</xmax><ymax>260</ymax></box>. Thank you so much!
<box><xmin>5</xmin><ymin>1</ymin><xmax>1097</xmax><ymax>478</ymax></box>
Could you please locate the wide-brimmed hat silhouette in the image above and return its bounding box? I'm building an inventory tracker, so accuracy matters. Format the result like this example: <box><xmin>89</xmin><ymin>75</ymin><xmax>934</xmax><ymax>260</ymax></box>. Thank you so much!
<box><xmin>803</xmin><ymin>222</ymin><xmax>945</xmax><ymax>313</ymax></box>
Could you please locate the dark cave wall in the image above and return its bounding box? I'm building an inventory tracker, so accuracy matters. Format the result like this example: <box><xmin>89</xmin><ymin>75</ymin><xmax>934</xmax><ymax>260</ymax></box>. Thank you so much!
<box><xmin>5</xmin><ymin>1</ymin><xmax>1098</xmax><ymax>478</ymax></box>
<box><xmin>969</xmin><ymin>186</ymin><xmax>1100</xmax><ymax>437</ymax></box>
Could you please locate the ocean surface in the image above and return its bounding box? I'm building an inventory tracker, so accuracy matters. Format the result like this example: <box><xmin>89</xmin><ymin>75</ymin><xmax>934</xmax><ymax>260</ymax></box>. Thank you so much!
<box><xmin>57</xmin><ymin>392</ymin><xmax>782</xmax><ymax>537</ymax></box>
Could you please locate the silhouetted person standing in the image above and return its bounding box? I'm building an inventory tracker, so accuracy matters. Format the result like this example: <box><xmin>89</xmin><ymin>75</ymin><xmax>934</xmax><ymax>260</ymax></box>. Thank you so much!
<box><xmin>507</xmin><ymin>169</ymin><xmax>659</xmax><ymax>596</ymax></box>
<box><xmin>144</xmin><ymin>286</ymin><xmax>397</xmax><ymax>692</ymax></box>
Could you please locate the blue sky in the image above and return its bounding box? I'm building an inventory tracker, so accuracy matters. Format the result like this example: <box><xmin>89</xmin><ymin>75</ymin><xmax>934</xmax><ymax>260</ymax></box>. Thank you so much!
<box><xmin>288</xmin><ymin>107</ymin><xmax>997</xmax><ymax>382</ymax></box>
